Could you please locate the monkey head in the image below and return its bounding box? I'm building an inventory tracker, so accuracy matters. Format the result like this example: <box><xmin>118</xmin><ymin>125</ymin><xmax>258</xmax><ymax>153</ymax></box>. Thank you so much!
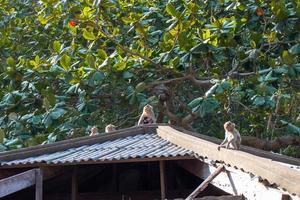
<box><xmin>143</xmin><ymin>104</ymin><xmax>153</xmax><ymax>115</ymax></box>
<box><xmin>90</xmin><ymin>126</ymin><xmax>98</xmax><ymax>135</ymax></box>
<box><xmin>224</xmin><ymin>121</ymin><xmax>235</xmax><ymax>132</ymax></box>
<box><xmin>105</xmin><ymin>124</ymin><xmax>116</xmax><ymax>133</ymax></box>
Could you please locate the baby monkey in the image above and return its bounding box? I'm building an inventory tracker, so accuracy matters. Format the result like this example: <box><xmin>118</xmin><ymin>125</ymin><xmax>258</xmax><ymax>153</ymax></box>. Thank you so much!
<box><xmin>218</xmin><ymin>121</ymin><xmax>241</xmax><ymax>150</ymax></box>
<box><xmin>105</xmin><ymin>124</ymin><xmax>116</xmax><ymax>133</ymax></box>
<box><xmin>90</xmin><ymin>126</ymin><xmax>99</xmax><ymax>136</ymax></box>
<box><xmin>137</xmin><ymin>104</ymin><xmax>156</xmax><ymax>125</ymax></box>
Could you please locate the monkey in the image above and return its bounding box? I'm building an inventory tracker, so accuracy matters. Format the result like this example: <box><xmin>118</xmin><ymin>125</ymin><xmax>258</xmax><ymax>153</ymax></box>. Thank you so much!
<box><xmin>105</xmin><ymin>124</ymin><xmax>116</xmax><ymax>133</ymax></box>
<box><xmin>218</xmin><ymin>121</ymin><xmax>241</xmax><ymax>150</ymax></box>
<box><xmin>90</xmin><ymin>126</ymin><xmax>99</xmax><ymax>136</ymax></box>
<box><xmin>137</xmin><ymin>104</ymin><xmax>156</xmax><ymax>125</ymax></box>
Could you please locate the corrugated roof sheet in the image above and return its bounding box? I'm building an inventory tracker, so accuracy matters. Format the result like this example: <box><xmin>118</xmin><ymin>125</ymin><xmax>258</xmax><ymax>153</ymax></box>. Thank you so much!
<box><xmin>1</xmin><ymin>133</ymin><xmax>194</xmax><ymax>167</ymax></box>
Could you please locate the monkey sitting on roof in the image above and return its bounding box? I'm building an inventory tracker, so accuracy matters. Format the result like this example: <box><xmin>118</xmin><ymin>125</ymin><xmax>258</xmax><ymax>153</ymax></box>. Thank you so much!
<box><xmin>218</xmin><ymin>121</ymin><xmax>241</xmax><ymax>151</ymax></box>
<box><xmin>137</xmin><ymin>104</ymin><xmax>156</xmax><ymax>125</ymax></box>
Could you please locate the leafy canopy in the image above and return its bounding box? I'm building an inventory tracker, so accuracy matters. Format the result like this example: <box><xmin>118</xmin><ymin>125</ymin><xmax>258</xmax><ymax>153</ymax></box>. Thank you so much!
<box><xmin>0</xmin><ymin>0</ymin><xmax>299</xmax><ymax>151</ymax></box>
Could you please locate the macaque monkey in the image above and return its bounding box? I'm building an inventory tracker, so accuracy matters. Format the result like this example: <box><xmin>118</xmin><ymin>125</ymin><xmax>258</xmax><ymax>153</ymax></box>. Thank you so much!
<box><xmin>137</xmin><ymin>104</ymin><xmax>156</xmax><ymax>125</ymax></box>
<box><xmin>218</xmin><ymin>121</ymin><xmax>241</xmax><ymax>150</ymax></box>
<box><xmin>90</xmin><ymin>126</ymin><xmax>99</xmax><ymax>136</ymax></box>
<box><xmin>105</xmin><ymin>124</ymin><xmax>116</xmax><ymax>133</ymax></box>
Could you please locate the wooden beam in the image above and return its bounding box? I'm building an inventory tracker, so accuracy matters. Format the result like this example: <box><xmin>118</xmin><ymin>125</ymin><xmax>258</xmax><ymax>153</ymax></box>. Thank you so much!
<box><xmin>71</xmin><ymin>167</ymin><xmax>78</xmax><ymax>200</ymax></box>
<box><xmin>159</xmin><ymin>161</ymin><xmax>166</xmax><ymax>200</ymax></box>
<box><xmin>185</xmin><ymin>165</ymin><xmax>224</xmax><ymax>200</ymax></box>
<box><xmin>35</xmin><ymin>168</ymin><xmax>43</xmax><ymax>200</ymax></box>
<box><xmin>0</xmin><ymin>168</ymin><xmax>36</xmax><ymax>198</ymax></box>
<box><xmin>177</xmin><ymin>159</ymin><xmax>297</xmax><ymax>200</ymax></box>
<box><xmin>173</xmin><ymin>126</ymin><xmax>300</xmax><ymax>166</ymax></box>
<box><xmin>157</xmin><ymin>126</ymin><xmax>300</xmax><ymax>197</ymax></box>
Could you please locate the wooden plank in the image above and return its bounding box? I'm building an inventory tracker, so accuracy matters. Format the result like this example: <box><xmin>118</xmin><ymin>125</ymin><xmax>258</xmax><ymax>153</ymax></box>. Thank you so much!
<box><xmin>172</xmin><ymin>126</ymin><xmax>300</xmax><ymax>166</ymax></box>
<box><xmin>35</xmin><ymin>168</ymin><xmax>43</xmax><ymax>200</ymax></box>
<box><xmin>0</xmin><ymin>126</ymin><xmax>148</xmax><ymax>162</ymax></box>
<box><xmin>186</xmin><ymin>165</ymin><xmax>224</xmax><ymax>200</ymax></box>
<box><xmin>71</xmin><ymin>167</ymin><xmax>78</xmax><ymax>200</ymax></box>
<box><xmin>157</xmin><ymin>126</ymin><xmax>300</xmax><ymax>197</ymax></box>
<box><xmin>177</xmin><ymin>159</ymin><xmax>298</xmax><ymax>200</ymax></box>
<box><xmin>159</xmin><ymin>161</ymin><xmax>166</xmax><ymax>200</ymax></box>
<box><xmin>0</xmin><ymin>169</ymin><xmax>36</xmax><ymax>198</ymax></box>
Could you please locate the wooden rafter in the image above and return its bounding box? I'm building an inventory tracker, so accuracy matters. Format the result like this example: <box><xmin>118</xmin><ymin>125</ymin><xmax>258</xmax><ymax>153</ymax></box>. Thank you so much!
<box><xmin>0</xmin><ymin>168</ymin><xmax>43</xmax><ymax>199</ymax></box>
<box><xmin>185</xmin><ymin>165</ymin><xmax>224</xmax><ymax>200</ymax></box>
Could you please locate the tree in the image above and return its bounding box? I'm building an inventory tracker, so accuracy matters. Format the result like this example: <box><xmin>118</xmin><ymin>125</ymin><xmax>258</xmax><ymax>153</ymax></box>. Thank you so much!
<box><xmin>0</xmin><ymin>0</ymin><xmax>299</xmax><ymax>156</ymax></box>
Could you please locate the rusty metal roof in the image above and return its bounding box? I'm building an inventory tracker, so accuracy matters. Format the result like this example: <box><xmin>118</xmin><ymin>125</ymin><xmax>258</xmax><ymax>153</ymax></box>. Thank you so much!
<box><xmin>1</xmin><ymin>133</ymin><xmax>194</xmax><ymax>167</ymax></box>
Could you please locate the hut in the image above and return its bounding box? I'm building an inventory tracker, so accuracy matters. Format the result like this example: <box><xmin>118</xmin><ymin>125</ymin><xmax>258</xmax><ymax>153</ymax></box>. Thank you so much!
<box><xmin>0</xmin><ymin>125</ymin><xmax>299</xmax><ymax>200</ymax></box>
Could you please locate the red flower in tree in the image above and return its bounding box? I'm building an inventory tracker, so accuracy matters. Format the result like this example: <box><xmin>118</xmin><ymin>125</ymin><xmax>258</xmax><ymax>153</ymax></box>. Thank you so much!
<box><xmin>69</xmin><ymin>20</ymin><xmax>76</xmax><ymax>27</ymax></box>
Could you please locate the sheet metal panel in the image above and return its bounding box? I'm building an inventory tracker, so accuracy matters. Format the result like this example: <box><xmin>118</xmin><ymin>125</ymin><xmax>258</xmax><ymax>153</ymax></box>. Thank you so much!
<box><xmin>1</xmin><ymin>133</ymin><xmax>193</xmax><ymax>166</ymax></box>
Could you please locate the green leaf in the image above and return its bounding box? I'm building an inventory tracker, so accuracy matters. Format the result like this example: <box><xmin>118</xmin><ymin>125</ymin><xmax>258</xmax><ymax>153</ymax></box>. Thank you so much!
<box><xmin>198</xmin><ymin>98</ymin><xmax>219</xmax><ymax>117</ymax></box>
<box><xmin>264</xmin><ymin>71</ymin><xmax>278</xmax><ymax>82</ymax></box>
<box><xmin>274</xmin><ymin>66</ymin><xmax>288</xmax><ymax>74</ymax></box>
<box><xmin>166</xmin><ymin>3</ymin><xmax>180</xmax><ymax>18</ymax></box>
<box><xmin>86</xmin><ymin>54</ymin><xmax>95</xmax><ymax>68</ymax></box>
<box><xmin>38</xmin><ymin>15</ymin><xmax>50</xmax><ymax>25</ymax></box>
<box><xmin>123</xmin><ymin>71</ymin><xmax>134</xmax><ymax>79</ymax></box>
<box><xmin>281</xmin><ymin>120</ymin><xmax>300</xmax><ymax>135</ymax></box>
<box><xmin>53</xmin><ymin>41</ymin><xmax>61</xmax><ymax>53</ymax></box>
<box><xmin>6</xmin><ymin>57</ymin><xmax>15</xmax><ymax>66</ymax></box>
<box><xmin>289</xmin><ymin>44</ymin><xmax>300</xmax><ymax>55</ymax></box>
<box><xmin>188</xmin><ymin>97</ymin><xmax>202</xmax><ymax>109</ymax></box>
<box><xmin>60</xmin><ymin>54</ymin><xmax>71</xmax><ymax>70</ymax></box>
<box><xmin>114</xmin><ymin>61</ymin><xmax>126</xmax><ymax>71</ymax></box>
<box><xmin>50</xmin><ymin>108</ymin><xmax>67</xmax><ymax>120</ymax></box>
<box><xmin>294</xmin><ymin>63</ymin><xmax>300</xmax><ymax>72</ymax></box>
<box><xmin>83</xmin><ymin>29</ymin><xmax>96</xmax><ymax>40</ymax></box>
<box><xmin>41</xmin><ymin>89</ymin><xmax>56</xmax><ymax>108</ymax></box>
<box><xmin>282</xmin><ymin>50</ymin><xmax>294</xmax><ymax>65</ymax></box>
<box><xmin>0</xmin><ymin>129</ymin><xmax>4</xmax><ymax>143</ymax></box>
<box><xmin>97</xmin><ymin>49</ymin><xmax>107</xmax><ymax>60</ymax></box>
<box><xmin>89</xmin><ymin>71</ymin><xmax>104</xmax><ymax>86</ymax></box>
<box><xmin>220</xmin><ymin>80</ymin><xmax>231</xmax><ymax>90</ymax></box>
<box><xmin>253</xmin><ymin>96</ymin><xmax>265</xmax><ymax>106</ymax></box>
<box><xmin>135</xmin><ymin>82</ymin><xmax>146</xmax><ymax>93</ymax></box>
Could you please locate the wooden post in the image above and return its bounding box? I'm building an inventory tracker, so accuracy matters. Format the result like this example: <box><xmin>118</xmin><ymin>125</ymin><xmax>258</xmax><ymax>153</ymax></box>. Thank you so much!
<box><xmin>71</xmin><ymin>167</ymin><xmax>78</xmax><ymax>200</ymax></box>
<box><xmin>35</xmin><ymin>168</ymin><xmax>43</xmax><ymax>200</ymax></box>
<box><xmin>159</xmin><ymin>161</ymin><xmax>166</xmax><ymax>200</ymax></box>
<box><xmin>186</xmin><ymin>165</ymin><xmax>224</xmax><ymax>200</ymax></box>
<box><xmin>112</xmin><ymin>164</ymin><xmax>118</xmax><ymax>192</ymax></box>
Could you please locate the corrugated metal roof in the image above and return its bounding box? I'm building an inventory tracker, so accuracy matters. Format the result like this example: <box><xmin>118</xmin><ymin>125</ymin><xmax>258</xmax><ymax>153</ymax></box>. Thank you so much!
<box><xmin>1</xmin><ymin>133</ymin><xmax>194</xmax><ymax>167</ymax></box>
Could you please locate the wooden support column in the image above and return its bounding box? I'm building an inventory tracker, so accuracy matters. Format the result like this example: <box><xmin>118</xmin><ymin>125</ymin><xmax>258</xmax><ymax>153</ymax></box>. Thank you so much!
<box><xmin>35</xmin><ymin>168</ymin><xmax>43</xmax><ymax>200</ymax></box>
<box><xmin>71</xmin><ymin>167</ymin><xmax>78</xmax><ymax>200</ymax></box>
<box><xmin>112</xmin><ymin>164</ymin><xmax>118</xmax><ymax>192</ymax></box>
<box><xmin>186</xmin><ymin>165</ymin><xmax>224</xmax><ymax>200</ymax></box>
<box><xmin>159</xmin><ymin>160</ymin><xmax>166</xmax><ymax>200</ymax></box>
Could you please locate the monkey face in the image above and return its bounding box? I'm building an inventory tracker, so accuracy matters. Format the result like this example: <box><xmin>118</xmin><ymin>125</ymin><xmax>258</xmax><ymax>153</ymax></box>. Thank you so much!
<box><xmin>144</xmin><ymin>104</ymin><xmax>153</xmax><ymax>114</ymax></box>
<box><xmin>224</xmin><ymin>121</ymin><xmax>235</xmax><ymax>132</ymax></box>
<box><xmin>106</xmin><ymin>124</ymin><xmax>116</xmax><ymax>132</ymax></box>
<box><xmin>91</xmin><ymin>126</ymin><xmax>98</xmax><ymax>133</ymax></box>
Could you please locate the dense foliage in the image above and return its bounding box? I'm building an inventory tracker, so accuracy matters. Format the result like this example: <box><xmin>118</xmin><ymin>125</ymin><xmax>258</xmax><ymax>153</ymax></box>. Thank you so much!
<box><xmin>0</xmin><ymin>0</ymin><xmax>299</xmax><ymax>155</ymax></box>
